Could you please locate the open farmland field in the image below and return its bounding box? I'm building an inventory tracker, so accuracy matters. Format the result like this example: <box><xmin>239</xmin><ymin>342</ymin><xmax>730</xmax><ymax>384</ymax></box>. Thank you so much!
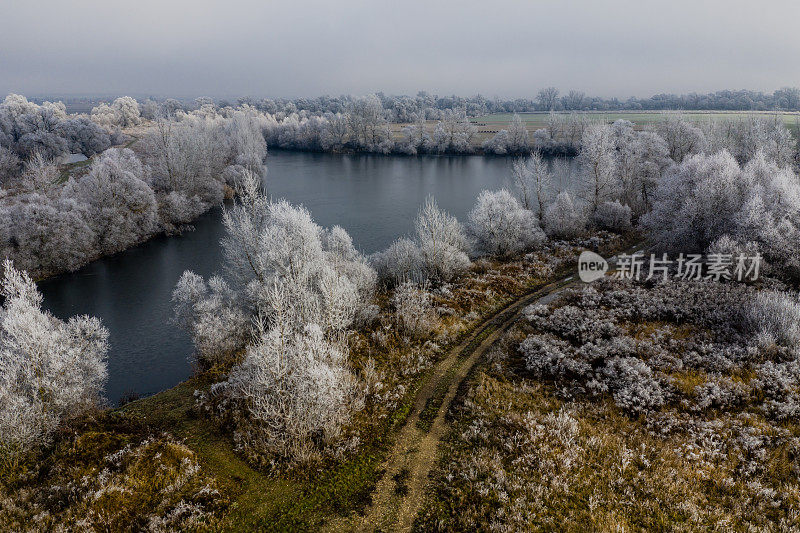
<box><xmin>472</xmin><ymin>110</ymin><xmax>800</xmax><ymax>132</ymax></box>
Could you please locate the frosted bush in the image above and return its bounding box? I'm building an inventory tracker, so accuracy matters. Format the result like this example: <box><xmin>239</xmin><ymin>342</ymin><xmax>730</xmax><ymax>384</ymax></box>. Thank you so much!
<box><xmin>415</xmin><ymin>196</ymin><xmax>471</xmax><ymax>282</ymax></box>
<box><xmin>91</xmin><ymin>96</ymin><xmax>141</xmax><ymax>127</ymax></box>
<box><xmin>467</xmin><ymin>189</ymin><xmax>545</xmax><ymax>257</ymax></box>
<box><xmin>521</xmin><ymin>334</ymin><xmax>592</xmax><ymax>379</ymax></box>
<box><xmin>602</xmin><ymin>357</ymin><xmax>666</xmax><ymax>414</ymax></box>
<box><xmin>0</xmin><ymin>261</ymin><xmax>108</xmax><ymax>456</ymax></box>
<box><xmin>391</xmin><ymin>281</ymin><xmax>437</xmax><ymax>338</ymax></box>
<box><xmin>543</xmin><ymin>191</ymin><xmax>586</xmax><ymax>240</ymax></box>
<box><xmin>159</xmin><ymin>190</ymin><xmax>205</xmax><ymax>231</ymax></box>
<box><xmin>172</xmin><ymin>272</ymin><xmax>250</xmax><ymax>367</ymax></box>
<box><xmin>694</xmin><ymin>377</ymin><xmax>747</xmax><ymax>411</ymax></box>
<box><xmin>748</xmin><ymin>290</ymin><xmax>800</xmax><ymax>348</ymax></box>
<box><xmin>593</xmin><ymin>200</ymin><xmax>631</xmax><ymax>232</ymax></box>
<box><xmin>517</xmin><ymin>279</ymin><xmax>796</xmax><ymax>416</ymax></box>
<box><xmin>371</xmin><ymin>237</ymin><xmax>423</xmax><ymax>286</ymax></box>
<box><xmin>222</xmin><ymin>323</ymin><xmax>358</xmax><ymax>463</ymax></box>
<box><xmin>373</xmin><ymin>196</ymin><xmax>470</xmax><ymax>285</ymax></box>
<box><xmin>482</xmin><ymin>129</ymin><xmax>510</xmax><ymax>155</ymax></box>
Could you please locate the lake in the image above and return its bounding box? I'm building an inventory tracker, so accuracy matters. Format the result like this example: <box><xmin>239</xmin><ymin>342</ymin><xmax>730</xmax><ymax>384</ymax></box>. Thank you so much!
<box><xmin>39</xmin><ymin>151</ymin><xmax>578</xmax><ymax>403</ymax></box>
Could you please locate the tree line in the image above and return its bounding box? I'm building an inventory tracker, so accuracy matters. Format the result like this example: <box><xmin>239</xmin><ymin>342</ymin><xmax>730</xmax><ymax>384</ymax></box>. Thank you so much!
<box><xmin>61</xmin><ymin>86</ymin><xmax>800</xmax><ymax>119</ymax></box>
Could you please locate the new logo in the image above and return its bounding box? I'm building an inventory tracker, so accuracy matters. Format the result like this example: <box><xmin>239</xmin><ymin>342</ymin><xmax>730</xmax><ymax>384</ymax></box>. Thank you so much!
<box><xmin>578</xmin><ymin>251</ymin><xmax>608</xmax><ymax>283</ymax></box>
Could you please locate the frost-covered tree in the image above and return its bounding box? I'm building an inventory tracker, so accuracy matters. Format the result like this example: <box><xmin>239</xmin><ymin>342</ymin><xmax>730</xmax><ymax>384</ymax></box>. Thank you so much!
<box><xmin>67</xmin><ymin>148</ymin><xmax>158</xmax><ymax>255</ymax></box>
<box><xmin>654</xmin><ymin>114</ymin><xmax>708</xmax><ymax>162</ymax></box>
<box><xmin>703</xmin><ymin>115</ymin><xmax>795</xmax><ymax>167</ymax></box>
<box><xmin>91</xmin><ymin>96</ymin><xmax>141</xmax><ymax>128</ymax></box>
<box><xmin>642</xmin><ymin>151</ymin><xmax>742</xmax><ymax>253</ymax></box>
<box><xmin>176</xmin><ymin>170</ymin><xmax>373</xmax><ymax>461</ymax></box>
<box><xmin>3</xmin><ymin>195</ymin><xmax>96</xmax><ymax>275</ymax></box>
<box><xmin>593</xmin><ymin>200</ymin><xmax>632</xmax><ymax>233</ymax></box>
<box><xmin>630</xmin><ymin>130</ymin><xmax>671</xmax><ymax>213</ymax></box>
<box><xmin>0</xmin><ymin>147</ymin><xmax>21</xmax><ymax>185</ymax></box>
<box><xmin>578</xmin><ymin>123</ymin><xmax>617</xmax><ymax>215</ymax></box>
<box><xmin>468</xmin><ymin>189</ymin><xmax>545</xmax><ymax>257</ymax></box>
<box><xmin>430</xmin><ymin>109</ymin><xmax>476</xmax><ymax>154</ymax></box>
<box><xmin>482</xmin><ymin>129</ymin><xmax>510</xmax><ymax>155</ymax></box>
<box><xmin>56</xmin><ymin>117</ymin><xmax>111</xmax><ymax>157</ymax></box>
<box><xmin>371</xmin><ymin>237</ymin><xmax>424</xmax><ymax>286</ymax></box>
<box><xmin>141</xmin><ymin>110</ymin><xmax>265</xmax><ymax>211</ymax></box>
<box><xmin>345</xmin><ymin>95</ymin><xmax>392</xmax><ymax>152</ymax></box>
<box><xmin>0</xmin><ymin>260</ymin><xmax>108</xmax><ymax>456</ymax></box>
<box><xmin>215</xmin><ymin>170</ymin><xmax>375</xmax><ymax>326</ymax></box>
<box><xmin>543</xmin><ymin>191</ymin><xmax>586</xmax><ymax>240</ymax></box>
<box><xmin>0</xmin><ymin>93</ymin><xmax>113</xmax><ymax>184</ymax></box>
<box><xmin>511</xmin><ymin>152</ymin><xmax>552</xmax><ymax>219</ymax></box>
<box><xmin>505</xmin><ymin>113</ymin><xmax>530</xmax><ymax>154</ymax></box>
<box><xmin>320</xmin><ymin>112</ymin><xmax>349</xmax><ymax>151</ymax></box>
<box><xmin>172</xmin><ymin>272</ymin><xmax>249</xmax><ymax>367</ymax></box>
<box><xmin>226</xmin><ymin>111</ymin><xmax>269</xmax><ymax>172</ymax></box>
<box><xmin>398</xmin><ymin>116</ymin><xmax>431</xmax><ymax>155</ymax></box>
<box><xmin>642</xmin><ymin>151</ymin><xmax>800</xmax><ymax>279</ymax></box>
<box><xmin>0</xmin><ymin>95</ymin><xmax>70</xmax><ymax>160</ymax></box>
<box><xmin>223</xmin><ymin>321</ymin><xmax>357</xmax><ymax>462</ymax></box>
<box><xmin>561</xmin><ymin>90</ymin><xmax>586</xmax><ymax>111</ymax></box>
<box><xmin>20</xmin><ymin>152</ymin><xmax>59</xmax><ymax>192</ymax></box>
<box><xmin>537</xmin><ymin>87</ymin><xmax>560</xmax><ymax>111</ymax></box>
<box><xmin>415</xmin><ymin>196</ymin><xmax>471</xmax><ymax>282</ymax></box>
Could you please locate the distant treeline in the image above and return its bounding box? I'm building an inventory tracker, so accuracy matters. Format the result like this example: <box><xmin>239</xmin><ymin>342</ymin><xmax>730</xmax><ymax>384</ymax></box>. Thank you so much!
<box><xmin>38</xmin><ymin>87</ymin><xmax>800</xmax><ymax>120</ymax></box>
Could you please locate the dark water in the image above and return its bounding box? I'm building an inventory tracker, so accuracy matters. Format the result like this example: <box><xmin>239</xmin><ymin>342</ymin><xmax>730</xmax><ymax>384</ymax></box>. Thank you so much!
<box><xmin>39</xmin><ymin>151</ymin><xmax>577</xmax><ymax>403</ymax></box>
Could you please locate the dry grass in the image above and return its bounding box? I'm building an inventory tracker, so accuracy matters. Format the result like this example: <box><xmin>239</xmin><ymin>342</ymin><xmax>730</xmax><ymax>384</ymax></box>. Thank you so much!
<box><xmin>417</xmin><ymin>281</ymin><xmax>800</xmax><ymax>532</ymax></box>
<box><xmin>0</xmin><ymin>412</ymin><xmax>226</xmax><ymax>532</ymax></box>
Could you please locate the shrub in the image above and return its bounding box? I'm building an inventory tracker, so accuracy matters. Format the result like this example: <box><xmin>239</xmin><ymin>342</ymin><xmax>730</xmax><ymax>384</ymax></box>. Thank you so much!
<box><xmin>415</xmin><ymin>196</ymin><xmax>471</xmax><ymax>282</ymax></box>
<box><xmin>371</xmin><ymin>237</ymin><xmax>423</xmax><ymax>286</ymax></box>
<box><xmin>593</xmin><ymin>200</ymin><xmax>631</xmax><ymax>232</ymax></box>
<box><xmin>543</xmin><ymin>191</ymin><xmax>586</xmax><ymax>240</ymax></box>
<box><xmin>467</xmin><ymin>189</ymin><xmax>545</xmax><ymax>257</ymax></box>
<box><xmin>748</xmin><ymin>290</ymin><xmax>800</xmax><ymax>348</ymax></box>
<box><xmin>172</xmin><ymin>272</ymin><xmax>250</xmax><ymax>367</ymax></box>
<box><xmin>392</xmin><ymin>281</ymin><xmax>437</xmax><ymax>338</ymax></box>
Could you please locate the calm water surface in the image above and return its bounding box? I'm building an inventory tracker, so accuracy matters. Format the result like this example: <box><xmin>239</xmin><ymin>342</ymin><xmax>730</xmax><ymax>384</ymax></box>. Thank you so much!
<box><xmin>39</xmin><ymin>151</ymin><xmax>577</xmax><ymax>402</ymax></box>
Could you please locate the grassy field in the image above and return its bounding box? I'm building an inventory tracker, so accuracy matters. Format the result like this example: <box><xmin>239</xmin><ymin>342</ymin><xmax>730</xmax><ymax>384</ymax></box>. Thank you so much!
<box><xmin>471</xmin><ymin>110</ymin><xmax>800</xmax><ymax>135</ymax></box>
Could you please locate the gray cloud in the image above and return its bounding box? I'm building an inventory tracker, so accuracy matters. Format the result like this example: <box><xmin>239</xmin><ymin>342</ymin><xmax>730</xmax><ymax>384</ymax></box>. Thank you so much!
<box><xmin>2</xmin><ymin>0</ymin><xmax>799</xmax><ymax>98</ymax></box>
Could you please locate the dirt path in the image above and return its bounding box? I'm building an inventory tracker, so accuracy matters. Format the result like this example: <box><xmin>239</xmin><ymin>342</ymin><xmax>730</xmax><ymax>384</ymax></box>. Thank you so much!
<box><xmin>325</xmin><ymin>242</ymin><xmax>645</xmax><ymax>532</ymax></box>
<box><xmin>325</xmin><ymin>275</ymin><xmax>576</xmax><ymax>533</ymax></box>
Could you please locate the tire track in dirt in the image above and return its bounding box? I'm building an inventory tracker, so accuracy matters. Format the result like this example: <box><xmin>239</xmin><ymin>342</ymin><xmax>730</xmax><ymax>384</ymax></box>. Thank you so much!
<box><xmin>326</xmin><ymin>277</ymin><xmax>575</xmax><ymax>533</ymax></box>
<box><xmin>326</xmin><ymin>242</ymin><xmax>645</xmax><ymax>532</ymax></box>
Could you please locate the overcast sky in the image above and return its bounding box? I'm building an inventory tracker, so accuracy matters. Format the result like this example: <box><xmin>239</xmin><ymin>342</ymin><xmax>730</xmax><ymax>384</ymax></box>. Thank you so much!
<box><xmin>2</xmin><ymin>0</ymin><xmax>799</xmax><ymax>99</ymax></box>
